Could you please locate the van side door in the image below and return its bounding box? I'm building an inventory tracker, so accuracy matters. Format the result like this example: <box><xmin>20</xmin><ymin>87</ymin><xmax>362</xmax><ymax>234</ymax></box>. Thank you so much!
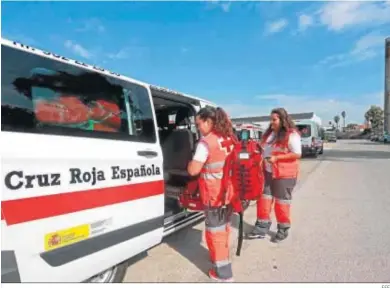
<box><xmin>314</xmin><ymin>124</ymin><xmax>323</xmax><ymax>151</ymax></box>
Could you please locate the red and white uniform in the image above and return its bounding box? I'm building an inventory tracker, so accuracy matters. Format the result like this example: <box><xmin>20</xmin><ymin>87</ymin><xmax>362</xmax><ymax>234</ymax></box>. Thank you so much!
<box><xmin>193</xmin><ymin>131</ymin><xmax>235</xmax><ymax>280</ymax></box>
<box><xmin>257</xmin><ymin>130</ymin><xmax>301</xmax><ymax>229</ymax></box>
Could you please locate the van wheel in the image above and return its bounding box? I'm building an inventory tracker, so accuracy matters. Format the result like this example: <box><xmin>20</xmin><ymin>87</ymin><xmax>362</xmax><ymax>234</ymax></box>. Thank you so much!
<box><xmin>319</xmin><ymin>146</ymin><xmax>324</xmax><ymax>154</ymax></box>
<box><xmin>86</xmin><ymin>262</ymin><xmax>128</xmax><ymax>283</ymax></box>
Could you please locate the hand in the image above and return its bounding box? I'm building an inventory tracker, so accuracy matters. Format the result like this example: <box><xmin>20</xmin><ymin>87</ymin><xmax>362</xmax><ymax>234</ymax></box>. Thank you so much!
<box><xmin>267</xmin><ymin>155</ymin><xmax>278</xmax><ymax>164</ymax></box>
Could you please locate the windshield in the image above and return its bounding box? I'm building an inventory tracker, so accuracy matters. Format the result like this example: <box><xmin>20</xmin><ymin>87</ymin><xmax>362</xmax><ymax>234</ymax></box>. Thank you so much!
<box><xmin>240</xmin><ymin>129</ymin><xmax>250</xmax><ymax>140</ymax></box>
<box><xmin>297</xmin><ymin>124</ymin><xmax>311</xmax><ymax>137</ymax></box>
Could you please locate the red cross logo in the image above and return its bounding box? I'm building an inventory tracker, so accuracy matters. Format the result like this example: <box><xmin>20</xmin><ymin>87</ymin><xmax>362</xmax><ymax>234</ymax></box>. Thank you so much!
<box><xmin>219</xmin><ymin>138</ymin><xmax>234</xmax><ymax>155</ymax></box>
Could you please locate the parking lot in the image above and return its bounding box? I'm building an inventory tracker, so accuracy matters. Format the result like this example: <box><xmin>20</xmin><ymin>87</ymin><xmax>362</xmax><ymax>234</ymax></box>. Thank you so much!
<box><xmin>123</xmin><ymin>143</ymin><xmax>331</xmax><ymax>282</ymax></box>
<box><xmin>123</xmin><ymin>140</ymin><xmax>390</xmax><ymax>282</ymax></box>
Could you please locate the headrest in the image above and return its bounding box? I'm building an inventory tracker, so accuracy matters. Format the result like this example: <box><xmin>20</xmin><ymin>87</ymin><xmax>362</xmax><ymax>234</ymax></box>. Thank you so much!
<box><xmin>157</xmin><ymin>112</ymin><xmax>169</xmax><ymax>128</ymax></box>
<box><xmin>175</xmin><ymin>108</ymin><xmax>191</xmax><ymax>126</ymax></box>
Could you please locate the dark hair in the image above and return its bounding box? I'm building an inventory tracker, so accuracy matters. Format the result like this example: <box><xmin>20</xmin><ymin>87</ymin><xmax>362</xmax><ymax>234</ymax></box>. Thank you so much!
<box><xmin>262</xmin><ymin>107</ymin><xmax>296</xmax><ymax>144</ymax></box>
<box><xmin>196</xmin><ymin>106</ymin><xmax>235</xmax><ymax>139</ymax></box>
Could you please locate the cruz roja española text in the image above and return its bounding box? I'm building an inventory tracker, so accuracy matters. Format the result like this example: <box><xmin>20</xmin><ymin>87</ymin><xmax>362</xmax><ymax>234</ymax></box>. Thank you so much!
<box><xmin>4</xmin><ymin>164</ymin><xmax>161</xmax><ymax>190</ymax></box>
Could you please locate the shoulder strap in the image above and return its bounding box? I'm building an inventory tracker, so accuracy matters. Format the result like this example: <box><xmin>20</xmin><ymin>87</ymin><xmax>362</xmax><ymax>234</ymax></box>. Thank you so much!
<box><xmin>219</xmin><ymin>139</ymin><xmax>239</xmax><ymax>206</ymax></box>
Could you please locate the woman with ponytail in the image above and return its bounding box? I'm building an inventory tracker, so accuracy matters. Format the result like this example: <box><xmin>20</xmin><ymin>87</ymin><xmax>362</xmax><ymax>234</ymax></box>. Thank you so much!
<box><xmin>187</xmin><ymin>106</ymin><xmax>237</xmax><ymax>282</ymax></box>
<box><xmin>247</xmin><ymin>108</ymin><xmax>302</xmax><ymax>243</ymax></box>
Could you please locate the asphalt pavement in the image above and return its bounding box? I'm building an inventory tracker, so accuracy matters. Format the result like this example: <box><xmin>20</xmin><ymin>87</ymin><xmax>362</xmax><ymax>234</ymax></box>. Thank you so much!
<box><xmin>124</xmin><ymin>140</ymin><xmax>390</xmax><ymax>283</ymax></box>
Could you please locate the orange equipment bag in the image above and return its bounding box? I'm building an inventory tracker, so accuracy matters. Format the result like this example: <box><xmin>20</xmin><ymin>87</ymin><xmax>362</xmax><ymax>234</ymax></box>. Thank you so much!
<box><xmin>178</xmin><ymin>180</ymin><xmax>203</xmax><ymax>211</ymax></box>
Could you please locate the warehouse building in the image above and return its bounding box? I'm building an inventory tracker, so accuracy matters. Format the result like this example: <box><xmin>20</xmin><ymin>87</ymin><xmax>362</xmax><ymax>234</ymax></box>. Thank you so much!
<box><xmin>231</xmin><ymin>112</ymin><xmax>322</xmax><ymax>130</ymax></box>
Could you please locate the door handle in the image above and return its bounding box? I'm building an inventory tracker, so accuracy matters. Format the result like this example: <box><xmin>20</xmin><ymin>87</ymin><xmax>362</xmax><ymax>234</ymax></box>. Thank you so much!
<box><xmin>137</xmin><ymin>150</ymin><xmax>158</xmax><ymax>158</ymax></box>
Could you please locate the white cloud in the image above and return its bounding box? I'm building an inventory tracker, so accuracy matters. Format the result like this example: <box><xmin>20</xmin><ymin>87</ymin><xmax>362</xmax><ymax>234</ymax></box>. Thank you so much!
<box><xmin>298</xmin><ymin>14</ymin><xmax>314</xmax><ymax>31</ymax></box>
<box><xmin>220</xmin><ymin>2</ymin><xmax>231</xmax><ymax>12</ymax></box>
<box><xmin>107</xmin><ymin>48</ymin><xmax>129</xmax><ymax>60</ymax></box>
<box><xmin>222</xmin><ymin>92</ymin><xmax>383</xmax><ymax>124</ymax></box>
<box><xmin>76</xmin><ymin>18</ymin><xmax>106</xmax><ymax>33</ymax></box>
<box><xmin>318</xmin><ymin>32</ymin><xmax>386</xmax><ymax>68</ymax></box>
<box><xmin>64</xmin><ymin>40</ymin><xmax>92</xmax><ymax>59</ymax></box>
<box><xmin>265</xmin><ymin>18</ymin><xmax>288</xmax><ymax>35</ymax></box>
<box><xmin>208</xmin><ymin>0</ymin><xmax>231</xmax><ymax>12</ymax></box>
<box><xmin>295</xmin><ymin>1</ymin><xmax>390</xmax><ymax>34</ymax></box>
<box><xmin>308</xmin><ymin>1</ymin><xmax>390</xmax><ymax>32</ymax></box>
<box><xmin>107</xmin><ymin>45</ymin><xmax>148</xmax><ymax>61</ymax></box>
<box><xmin>318</xmin><ymin>53</ymin><xmax>347</xmax><ymax>66</ymax></box>
<box><xmin>351</xmin><ymin>32</ymin><xmax>385</xmax><ymax>59</ymax></box>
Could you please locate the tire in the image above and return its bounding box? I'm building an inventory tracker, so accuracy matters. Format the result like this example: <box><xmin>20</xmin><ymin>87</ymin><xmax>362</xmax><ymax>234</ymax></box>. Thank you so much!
<box><xmin>86</xmin><ymin>261</ymin><xmax>128</xmax><ymax>283</ymax></box>
<box><xmin>319</xmin><ymin>146</ymin><xmax>324</xmax><ymax>155</ymax></box>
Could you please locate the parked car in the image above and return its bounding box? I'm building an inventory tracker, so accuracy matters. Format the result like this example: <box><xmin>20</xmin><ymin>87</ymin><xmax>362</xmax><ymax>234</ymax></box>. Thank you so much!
<box><xmin>370</xmin><ymin>134</ymin><xmax>379</xmax><ymax>141</ymax></box>
<box><xmin>325</xmin><ymin>131</ymin><xmax>337</xmax><ymax>142</ymax></box>
<box><xmin>383</xmin><ymin>133</ymin><xmax>390</xmax><ymax>143</ymax></box>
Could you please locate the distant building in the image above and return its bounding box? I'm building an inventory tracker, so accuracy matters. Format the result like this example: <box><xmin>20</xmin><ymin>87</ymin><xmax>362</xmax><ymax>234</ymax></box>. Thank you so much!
<box><xmin>231</xmin><ymin>112</ymin><xmax>322</xmax><ymax>130</ymax></box>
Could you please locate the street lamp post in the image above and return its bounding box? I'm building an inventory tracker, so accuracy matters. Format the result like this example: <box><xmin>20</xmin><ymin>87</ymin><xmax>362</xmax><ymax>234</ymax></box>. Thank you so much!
<box><xmin>384</xmin><ymin>37</ymin><xmax>390</xmax><ymax>134</ymax></box>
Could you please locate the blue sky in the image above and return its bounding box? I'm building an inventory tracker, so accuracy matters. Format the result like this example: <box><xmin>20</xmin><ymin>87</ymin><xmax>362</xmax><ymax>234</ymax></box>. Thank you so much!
<box><xmin>2</xmin><ymin>1</ymin><xmax>390</xmax><ymax>124</ymax></box>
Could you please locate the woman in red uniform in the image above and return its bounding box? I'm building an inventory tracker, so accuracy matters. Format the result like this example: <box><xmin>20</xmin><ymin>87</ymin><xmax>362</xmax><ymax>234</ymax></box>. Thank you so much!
<box><xmin>187</xmin><ymin>107</ymin><xmax>237</xmax><ymax>282</ymax></box>
<box><xmin>248</xmin><ymin>108</ymin><xmax>302</xmax><ymax>242</ymax></box>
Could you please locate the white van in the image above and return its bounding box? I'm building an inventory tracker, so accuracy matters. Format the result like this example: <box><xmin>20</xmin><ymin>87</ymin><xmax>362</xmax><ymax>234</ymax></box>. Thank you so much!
<box><xmin>233</xmin><ymin>123</ymin><xmax>263</xmax><ymax>141</ymax></box>
<box><xmin>295</xmin><ymin>120</ymin><xmax>324</xmax><ymax>157</ymax></box>
<box><xmin>1</xmin><ymin>39</ymin><xmax>216</xmax><ymax>283</ymax></box>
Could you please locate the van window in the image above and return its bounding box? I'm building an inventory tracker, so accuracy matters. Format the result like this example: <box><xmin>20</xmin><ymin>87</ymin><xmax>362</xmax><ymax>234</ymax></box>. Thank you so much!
<box><xmin>233</xmin><ymin>128</ymin><xmax>243</xmax><ymax>140</ymax></box>
<box><xmin>1</xmin><ymin>45</ymin><xmax>156</xmax><ymax>143</ymax></box>
<box><xmin>297</xmin><ymin>124</ymin><xmax>311</xmax><ymax>137</ymax></box>
<box><xmin>168</xmin><ymin>114</ymin><xmax>175</xmax><ymax>124</ymax></box>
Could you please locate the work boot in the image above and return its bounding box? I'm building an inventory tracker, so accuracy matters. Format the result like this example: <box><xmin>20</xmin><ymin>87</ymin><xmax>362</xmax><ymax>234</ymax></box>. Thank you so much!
<box><xmin>208</xmin><ymin>269</ymin><xmax>234</xmax><ymax>282</ymax></box>
<box><xmin>272</xmin><ymin>227</ymin><xmax>289</xmax><ymax>243</ymax></box>
<box><xmin>246</xmin><ymin>220</ymin><xmax>271</xmax><ymax>239</ymax></box>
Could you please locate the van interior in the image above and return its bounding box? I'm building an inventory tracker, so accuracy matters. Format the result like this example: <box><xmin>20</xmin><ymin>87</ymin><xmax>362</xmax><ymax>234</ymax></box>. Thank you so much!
<box><xmin>151</xmin><ymin>90</ymin><xmax>201</xmax><ymax>223</ymax></box>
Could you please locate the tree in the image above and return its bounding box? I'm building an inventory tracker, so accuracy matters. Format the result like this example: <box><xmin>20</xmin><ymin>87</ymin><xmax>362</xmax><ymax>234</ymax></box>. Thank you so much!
<box><xmin>346</xmin><ymin>123</ymin><xmax>358</xmax><ymax>130</ymax></box>
<box><xmin>364</xmin><ymin>105</ymin><xmax>384</xmax><ymax>131</ymax></box>
<box><xmin>341</xmin><ymin>111</ymin><xmax>346</xmax><ymax>129</ymax></box>
<box><xmin>364</xmin><ymin>114</ymin><xmax>370</xmax><ymax>125</ymax></box>
<box><xmin>334</xmin><ymin>115</ymin><xmax>340</xmax><ymax>129</ymax></box>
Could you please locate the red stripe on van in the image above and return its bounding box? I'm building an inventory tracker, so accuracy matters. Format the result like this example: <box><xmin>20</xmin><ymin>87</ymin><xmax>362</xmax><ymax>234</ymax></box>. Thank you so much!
<box><xmin>1</xmin><ymin>180</ymin><xmax>164</xmax><ymax>226</ymax></box>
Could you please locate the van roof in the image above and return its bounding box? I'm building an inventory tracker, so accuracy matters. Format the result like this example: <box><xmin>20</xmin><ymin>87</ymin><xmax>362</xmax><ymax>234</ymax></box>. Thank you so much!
<box><xmin>232</xmin><ymin>112</ymin><xmax>315</xmax><ymax>123</ymax></box>
<box><xmin>233</xmin><ymin>123</ymin><xmax>262</xmax><ymax>128</ymax></box>
<box><xmin>1</xmin><ymin>37</ymin><xmax>215</xmax><ymax>106</ymax></box>
<box><xmin>295</xmin><ymin>119</ymin><xmax>317</xmax><ymax>125</ymax></box>
<box><xmin>149</xmin><ymin>85</ymin><xmax>215</xmax><ymax>105</ymax></box>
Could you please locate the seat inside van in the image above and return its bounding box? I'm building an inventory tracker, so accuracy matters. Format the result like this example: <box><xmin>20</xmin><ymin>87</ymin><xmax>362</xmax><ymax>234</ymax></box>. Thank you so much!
<box><xmin>153</xmin><ymin>96</ymin><xmax>198</xmax><ymax>203</ymax></box>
